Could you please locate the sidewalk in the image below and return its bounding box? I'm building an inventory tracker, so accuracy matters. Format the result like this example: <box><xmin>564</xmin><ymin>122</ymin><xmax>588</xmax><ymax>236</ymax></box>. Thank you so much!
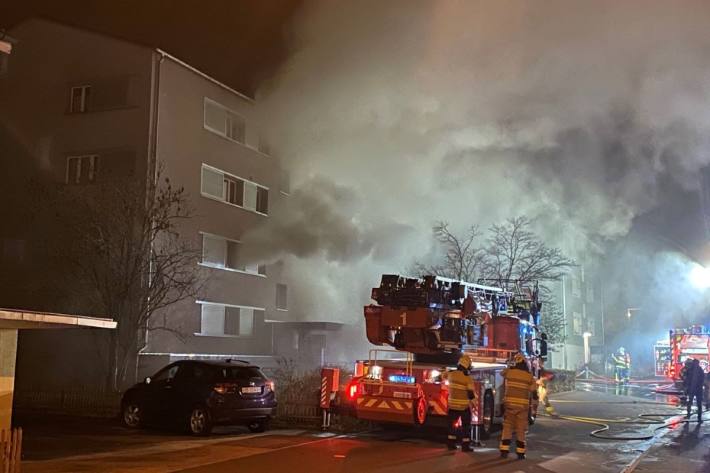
<box><xmin>631</xmin><ymin>415</ymin><xmax>710</xmax><ymax>473</ymax></box>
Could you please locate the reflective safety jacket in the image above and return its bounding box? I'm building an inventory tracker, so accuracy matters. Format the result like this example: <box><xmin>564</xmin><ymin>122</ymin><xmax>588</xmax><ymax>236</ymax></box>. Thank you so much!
<box><xmin>612</xmin><ymin>352</ymin><xmax>631</xmax><ymax>369</ymax></box>
<box><xmin>444</xmin><ymin>369</ymin><xmax>476</xmax><ymax>410</ymax></box>
<box><xmin>502</xmin><ymin>367</ymin><xmax>536</xmax><ymax>408</ymax></box>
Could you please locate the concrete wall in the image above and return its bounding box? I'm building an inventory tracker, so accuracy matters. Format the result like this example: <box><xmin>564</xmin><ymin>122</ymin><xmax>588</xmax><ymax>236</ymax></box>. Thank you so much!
<box><xmin>0</xmin><ymin>330</ymin><xmax>18</xmax><ymax>430</ymax></box>
<box><xmin>143</xmin><ymin>55</ymin><xmax>288</xmax><ymax>358</ymax></box>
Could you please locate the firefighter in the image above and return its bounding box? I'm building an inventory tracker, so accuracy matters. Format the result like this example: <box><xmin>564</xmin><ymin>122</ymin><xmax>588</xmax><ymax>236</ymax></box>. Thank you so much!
<box><xmin>685</xmin><ymin>358</ymin><xmax>705</xmax><ymax>421</ymax></box>
<box><xmin>612</xmin><ymin>347</ymin><xmax>630</xmax><ymax>384</ymax></box>
<box><xmin>443</xmin><ymin>355</ymin><xmax>476</xmax><ymax>452</ymax></box>
<box><xmin>500</xmin><ymin>353</ymin><xmax>538</xmax><ymax>460</ymax></box>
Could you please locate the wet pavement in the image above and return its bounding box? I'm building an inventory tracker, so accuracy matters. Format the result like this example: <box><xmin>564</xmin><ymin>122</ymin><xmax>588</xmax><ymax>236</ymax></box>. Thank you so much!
<box><xmin>18</xmin><ymin>383</ymin><xmax>705</xmax><ymax>473</ymax></box>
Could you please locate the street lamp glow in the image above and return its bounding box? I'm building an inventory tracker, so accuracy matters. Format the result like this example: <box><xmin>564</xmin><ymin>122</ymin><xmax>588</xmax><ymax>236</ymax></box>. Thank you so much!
<box><xmin>689</xmin><ymin>265</ymin><xmax>710</xmax><ymax>289</ymax></box>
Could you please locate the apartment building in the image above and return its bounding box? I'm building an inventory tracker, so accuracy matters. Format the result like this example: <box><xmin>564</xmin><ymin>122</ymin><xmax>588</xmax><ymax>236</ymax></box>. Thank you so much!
<box><xmin>0</xmin><ymin>18</ymin><xmax>332</xmax><ymax>388</ymax></box>
<box><xmin>548</xmin><ymin>224</ymin><xmax>605</xmax><ymax>372</ymax></box>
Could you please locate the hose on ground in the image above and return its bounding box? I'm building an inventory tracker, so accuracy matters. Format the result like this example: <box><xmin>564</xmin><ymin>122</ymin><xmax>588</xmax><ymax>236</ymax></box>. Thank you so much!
<box><xmin>545</xmin><ymin>400</ymin><xmax>700</xmax><ymax>440</ymax></box>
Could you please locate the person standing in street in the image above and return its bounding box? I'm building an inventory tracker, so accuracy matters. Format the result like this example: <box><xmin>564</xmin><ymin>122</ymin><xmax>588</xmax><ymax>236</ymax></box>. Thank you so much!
<box><xmin>686</xmin><ymin>358</ymin><xmax>705</xmax><ymax>422</ymax></box>
<box><xmin>443</xmin><ymin>355</ymin><xmax>476</xmax><ymax>452</ymax></box>
<box><xmin>500</xmin><ymin>353</ymin><xmax>538</xmax><ymax>460</ymax></box>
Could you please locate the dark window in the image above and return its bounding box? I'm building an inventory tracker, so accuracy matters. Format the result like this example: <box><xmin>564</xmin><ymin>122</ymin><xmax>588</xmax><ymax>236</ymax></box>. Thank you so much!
<box><xmin>225</xmin><ymin>177</ymin><xmax>244</xmax><ymax>206</ymax></box>
<box><xmin>152</xmin><ymin>364</ymin><xmax>180</xmax><ymax>382</ymax></box>
<box><xmin>224</xmin><ymin>306</ymin><xmax>240</xmax><ymax>336</ymax></box>
<box><xmin>276</xmin><ymin>284</ymin><xmax>288</xmax><ymax>310</ymax></box>
<box><xmin>66</xmin><ymin>155</ymin><xmax>98</xmax><ymax>184</ymax></box>
<box><xmin>69</xmin><ymin>85</ymin><xmax>91</xmax><ymax>113</ymax></box>
<box><xmin>256</xmin><ymin>187</ymin><xmax>269</xmax><ymax>214</ymax></box>
<box><xmin>219</xmin><ymin>367</ymin><xmax>265</xmax><ymax>381</ymax></box>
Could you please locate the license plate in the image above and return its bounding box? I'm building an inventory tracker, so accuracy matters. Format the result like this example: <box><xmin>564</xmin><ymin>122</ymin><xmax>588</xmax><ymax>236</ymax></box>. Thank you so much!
<box><xmin>241</xmin><ymin>386</ymin><xmax>261</xmax><ymax>394</ymax></box>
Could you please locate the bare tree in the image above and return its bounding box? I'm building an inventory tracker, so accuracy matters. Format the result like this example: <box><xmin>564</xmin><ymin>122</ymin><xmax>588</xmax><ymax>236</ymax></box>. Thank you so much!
<box><xmin>413</xmin><ymin>222</ymin><xmax>487</xmax><ymax>281</ymax></box>
<box><xmin>414</xmin><ymin>217</ymin><xmax>574</xmax><ymax>343</ymax></box>
<box><xmin>538</xmin><ymin>297</ymin><xmax>566</xmax><ymax>345</ymax></box>
<box><xmin>484</xmin><ymin>216</ymin><xmax>575</xmax><ymax>285</ymax></box>
<box><xmin>47</xmin><ymin>170</ymin><xmax>203</xmax><ymax>390</ymax></box>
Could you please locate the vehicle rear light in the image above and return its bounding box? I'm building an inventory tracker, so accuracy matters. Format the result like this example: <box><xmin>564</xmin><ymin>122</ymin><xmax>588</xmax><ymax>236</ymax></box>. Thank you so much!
<box><xmin>212</xmin><ymin>383</ymin><xmax>231</xmax><ymax>394</ymax></box>
<box><xmin>347</xmin><ymin>381</ymin><xmax>363</xmax><ymax>400</ymax></box>
<box><xmin>213</xmin><ymin>383</ymin><xmax>236</xmax><ymax>395</ymax></box>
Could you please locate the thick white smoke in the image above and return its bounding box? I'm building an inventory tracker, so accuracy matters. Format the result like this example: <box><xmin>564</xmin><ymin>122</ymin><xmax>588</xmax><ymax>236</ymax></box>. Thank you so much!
<box><xmin>241</xmin><ymin>0</ymin><xmax>710</xmax><ymax>358</ymax></box>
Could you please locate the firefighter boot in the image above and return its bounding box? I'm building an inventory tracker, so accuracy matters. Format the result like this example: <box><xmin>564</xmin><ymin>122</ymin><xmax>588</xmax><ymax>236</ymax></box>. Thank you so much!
<box><xmin>500</xmin><ymin>438</ymin><xmax>511</xmax><ymax>458</ymax></box>
<box><xmin>516</xmin><ymin>441</ymin><xmax>526</xmax><ymax>460</ymax></box>
<box><xmin>446</xmin><ymin>436</ymin><xmax>457</xmax><ymax>451</ymax></box>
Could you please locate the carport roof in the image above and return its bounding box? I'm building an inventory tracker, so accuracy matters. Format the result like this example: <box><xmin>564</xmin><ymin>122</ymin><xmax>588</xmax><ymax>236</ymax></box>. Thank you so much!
<box><xmin>0</xmin><ymin>308</ymin><xmax>116</xmax><ymax>330</ymax></box>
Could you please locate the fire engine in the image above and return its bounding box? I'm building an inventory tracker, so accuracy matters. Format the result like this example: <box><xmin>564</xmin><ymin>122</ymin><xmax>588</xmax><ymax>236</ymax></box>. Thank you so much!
<box><xmin>653</xmin><ymin>339</ymin><xmax>671</xmax><ymax>378</ymax></box>
<box><xmin>319</xmin><ymin>275</ymin><xmax>548</xmax><ymax>440</ymax></box>
<box><xmin>668</xmin><ymin>325</ymin><xmax>710</xmax><ymax>380</ymax></box>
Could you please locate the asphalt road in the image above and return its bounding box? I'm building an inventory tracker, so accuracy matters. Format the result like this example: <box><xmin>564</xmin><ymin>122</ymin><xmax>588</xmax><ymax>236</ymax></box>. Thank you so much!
<box><xmin>21</xmin><ymin>385</ymin><xmax>691</xmax><ymax>473</ymax></box>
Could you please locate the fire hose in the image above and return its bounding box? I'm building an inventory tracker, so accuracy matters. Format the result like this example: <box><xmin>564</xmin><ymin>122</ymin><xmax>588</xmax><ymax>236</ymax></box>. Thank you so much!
<box><xmin>545</xmin><ymin>399</ymin><xmax>699</xmax><ymax>441</ymax></box>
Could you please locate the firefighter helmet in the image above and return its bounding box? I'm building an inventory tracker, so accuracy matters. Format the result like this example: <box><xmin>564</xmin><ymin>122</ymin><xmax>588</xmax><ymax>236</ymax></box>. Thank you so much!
<box><xmin>619</xmin><ymin>347</ymin><xmax>626</xmax><ymax>354</ymax></box>
<box><xmin>458</xmin><ymin>355</ymin><xmax>472</xmax><ymax>369</ymax></box>
<box><xmin>512</xmin><ymin>353</ymin><xmax>526</xmax><ymax>365</ymax></box>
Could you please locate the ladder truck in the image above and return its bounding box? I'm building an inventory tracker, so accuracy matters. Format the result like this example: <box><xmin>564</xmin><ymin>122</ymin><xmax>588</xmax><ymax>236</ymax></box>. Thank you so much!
<box><xmin>319</xmin><ymin>274</ymin><xmax>549</xmax><ymax>441</ymax></box>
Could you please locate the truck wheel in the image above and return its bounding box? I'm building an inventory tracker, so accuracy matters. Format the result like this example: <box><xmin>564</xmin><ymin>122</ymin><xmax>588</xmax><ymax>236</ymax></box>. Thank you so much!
<box><xmin>481</xmin><ymin>390</ymin><xmax>494</xmax><ymax>439</ymax></box>
<box><xmin>413</xmin><ymin>396</ymin><xmax>428</xmax><ymax>425</ymax></box>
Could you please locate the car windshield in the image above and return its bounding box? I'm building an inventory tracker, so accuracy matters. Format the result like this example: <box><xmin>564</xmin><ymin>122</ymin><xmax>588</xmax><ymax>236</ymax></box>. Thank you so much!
<box><xmin>219</xmin><ymin>366</ymin><xmax>265</xmax><ymax>381</ymax></box>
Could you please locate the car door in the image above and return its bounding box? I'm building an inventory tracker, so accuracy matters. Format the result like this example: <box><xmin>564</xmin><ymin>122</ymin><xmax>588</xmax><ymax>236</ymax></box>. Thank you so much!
<box><xmin>145</xmin><ymin>363</ymin><xmax>182</xmax><ymax>423</ymax></box>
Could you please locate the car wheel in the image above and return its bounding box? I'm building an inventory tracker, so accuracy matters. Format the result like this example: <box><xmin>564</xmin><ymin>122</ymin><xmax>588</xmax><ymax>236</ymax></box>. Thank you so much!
<box><xmin>122</xmin><ymin>402</ymin><xmax>143</xmax><ymax>429</ymax></box>
<box><xmin>481</xmin><ymin>390</ymin><xmax>495</xmax><ymax>439</ymax></box>
<box><xmin>247</xmin><ymin>420</ymin><xmax>269</xmax><ymax>433</ymax></box>
<box><xmin>189</xmin><ymin>405</ymin><xmax>213</xmax><ymax>436</ymax></box>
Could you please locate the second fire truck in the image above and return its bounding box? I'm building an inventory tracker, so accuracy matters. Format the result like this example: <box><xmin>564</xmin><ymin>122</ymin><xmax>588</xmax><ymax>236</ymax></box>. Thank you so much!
<box><xmin>320</xmin><ymin>274</ymin><xmax>548</xmax><ymax>440</ymax></box>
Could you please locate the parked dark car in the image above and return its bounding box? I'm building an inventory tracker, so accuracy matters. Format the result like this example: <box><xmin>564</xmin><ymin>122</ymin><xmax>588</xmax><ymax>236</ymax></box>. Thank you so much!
<box><xmin>121</xmin><ymin>359</ymin><xmax>277</xmax><ymax>435</ymax></box>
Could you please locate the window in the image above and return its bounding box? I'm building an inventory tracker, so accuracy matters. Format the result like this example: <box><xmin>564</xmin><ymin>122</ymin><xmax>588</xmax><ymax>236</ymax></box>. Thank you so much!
<box><xmin>280</xmin><ymin>170</ymin><xmax>290</xmax><ymax>195</ymax></box>
<box><xmin>200</xmin><ymin>303</ymin><xmax>226</xmax><ymax>335</ymax></box>
<box><xmin>200</xmin><ymin>164</ymin><xmax>269</xmax><ymax>215</ymax></box>
<box><xmin>198</xmin><ymin>302</ymin><xmax>261</xmax><ymax>337</ymax></box>
<box><xmin>200</xmin><ymin>233</ymin><xmax>267</xmax><ymax>276</ymax></box>
<box><xmin>152</xmin><ymin>364</ymin><xmax>180</xmax><ymax>382</ymax></box>
<box><xmin>204</xmin><ymin>98</ymin><xmax>245</xmax><ymax>143</ymax></box>
<box><xmin>201</xmin><ymin>165</ymin><xmax>224</xmax><ymax>199</ymax></box>
<box><xmin>258</xmin><ymin>137</ymin><xmax>271</xmax><ymax>155</ymax></box>
<box><xmin>202</xmin><ymin>234</ymin><xmax>226</xmax><ymax>267</ymax></box>
<box><xmin>572</xmin><ymin>312</ymin><xmax>582</xmax><ymax>336</ymax></box>
<box><xmin>257</xmin><ymin>187</ymin><xmax>269</xmax><ymax>214</ymax></box>
<box><xmin>570</xmin><ymin>274</ymin><xmax>581</xmax><ymax>298</ymax></box>
<box><xmin>276</xmin><ymin>284</ymin><xmax>288</xmax><ymax>311</ymax></box>
<box><xmin>69</xmin><ymin>85</ymin><xmax>91</xmax><ymax>113</ymax></box>
<box><xmin>224</xmin><ymin>176</ymin><xmax>244</xmax><ymax>206</ymax></box>
<box><xmin>66</xmin><ymin>155</ymin><xmax>98</xmax><ymax>184</ymax></box>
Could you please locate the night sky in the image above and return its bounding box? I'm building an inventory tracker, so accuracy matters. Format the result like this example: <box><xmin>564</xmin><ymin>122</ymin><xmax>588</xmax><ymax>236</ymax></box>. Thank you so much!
<box><xmin>0</xmin><ymin>0</ymin><xmax>302</xmax><ymax>97</ymax></box>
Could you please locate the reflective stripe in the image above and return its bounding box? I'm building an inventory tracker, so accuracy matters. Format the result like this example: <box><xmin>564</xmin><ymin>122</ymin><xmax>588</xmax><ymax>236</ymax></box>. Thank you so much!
<box><xmin>502</xmin><ymin>368</ymin><xmax>535</xmax><ymax>405</ymax></box>
<box><xmin>445</xmin><ymin>370</ymin><xmax>475</xmax><ymax>410</ymax></box>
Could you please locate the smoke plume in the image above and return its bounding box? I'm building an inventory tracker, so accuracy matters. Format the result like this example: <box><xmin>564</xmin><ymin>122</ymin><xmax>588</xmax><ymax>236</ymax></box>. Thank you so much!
<box><xmin>241</xmin><ymin>0</ymin><xmax>710</xmax><ymax>357</ymax></box>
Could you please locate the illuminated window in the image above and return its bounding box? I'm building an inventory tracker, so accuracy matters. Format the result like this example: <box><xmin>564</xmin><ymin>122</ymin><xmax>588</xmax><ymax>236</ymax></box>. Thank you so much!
<box><xmin>69</xmin><ymin>85</ymin><xmax>91</xmax><ymax>113</ymax></box>
<box><xmin>66</xmin><ymin>155</ymin><xmax>98</xmax><ymax>184</ymax></box>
